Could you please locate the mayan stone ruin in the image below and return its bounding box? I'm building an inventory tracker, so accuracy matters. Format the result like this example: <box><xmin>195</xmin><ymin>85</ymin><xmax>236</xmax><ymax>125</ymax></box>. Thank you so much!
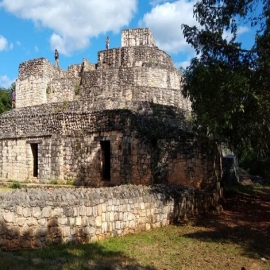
<box><xmin>0</xmin><ymin>28</ymin><xmax>223</xmax><ymax>250</ymax></box>
<box><xmin>0</xmin><ymin>28</ymin><xmax>221</xmax><ymax>189</ymax></box>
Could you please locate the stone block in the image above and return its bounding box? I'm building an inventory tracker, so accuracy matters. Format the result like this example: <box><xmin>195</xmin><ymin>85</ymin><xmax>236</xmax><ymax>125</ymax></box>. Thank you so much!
<box><xmin>38</xmin><ymin>218</ymin><xmax>46</xmax><ymax>226</ymax></box>
<box><xmin>75</xmin><ymin>217</ymin><xmax>82</xmax><ymax>226</ymax></box>
<box><xmin>27</xmin><ymin>217</ymin><xmax>38</xmax><ymax>226</ymax></box>
<box><xmin>22</xmin><ymin>208</ymin><xmax>31</xmax><ymax>218</ymax></box>
<box><xmin>80</xmin><ymin>216</ymin><xmax>88</xmax><ymax>226</ymax></box>
<box><xmin>31</xmin><ymin>237</ymin><xmax>42</xmax><ymax>249</ymax></box>
<box><xmin>42</xmin><ymin>206</ymin><xmax>52</xmax><ymax>218</ymax></box>
<box><xmin>3</xmin><ymin>212</ymin><xmax>15</xmax><ymax>223</ymax></box>
<box><xmin>79</xmin><ymin>206</ymin><xmax>86</xmax><ymax>216</ymax></box>
<box><xmin>53</xmin><ymin>207</ymin><xmax>63</xmax><ymax>217</ymax></box>
<box><xmin>32</xmin><ymin>207</ymin><xmax>42</xmax><ymax>218</ymax></box>
<box><xmin>16</xmin><ymin>217</ymin><xmax>26</xmax><ymax>227</ymax></box>
<box><xmin>16</xmin><ymin>206</ymin><xmax>23</xmax><ymax>215</ymax></box>
<box><xmin>101</xmin><ymin>222</ymin><xmax>107</xmax><ymax>233</ymax></box>
<box><xmin>62</xmin><ymin>226</ymin><xmax>71</xmax><ymax>237</ymax></box>
<box><xmin>58</xmin><ymin>217</ymin><xmax>68</xmax><ymax>225</ymax></box>
<box><xmin>95</xmin><ymin>216</ymin><xmax>102</xmax><ymax>227</ymax></box>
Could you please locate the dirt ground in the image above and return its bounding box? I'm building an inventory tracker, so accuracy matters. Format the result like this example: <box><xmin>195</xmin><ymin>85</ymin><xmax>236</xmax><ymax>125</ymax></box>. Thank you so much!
<box><xmin>191</xmin><ymin>185</ymin><xmax>270</xmax><ymax>270</ymax></box>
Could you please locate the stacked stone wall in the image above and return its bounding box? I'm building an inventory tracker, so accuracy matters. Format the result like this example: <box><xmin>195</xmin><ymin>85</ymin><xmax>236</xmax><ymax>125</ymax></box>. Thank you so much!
<box><xmin>0</xmin><ymin>106</ymin><xmax>220</xmax><ymax>189</ymax></box>
<box><xmin>0</xmin><ymin>101</ymin><xmax>191</xmax><ymax>138</ymax></box>
<box><xmin>46</xmin><ymin>77</ymin><xmax>81</xmax><ymax>103</ymax></box>
<box><xmin>16</xmin><ymin>58</ymin><xmax>80</xmax><ymax>108</ymax></box>
<box><xmin>80</xmin><ymin>67</ymin><xmax>191</xmax><ymax>110</ymax></box>
<box><xmin>82</xmin><ymin>58</ymin><xmax>96</xmax><ymax>72</ymax></box>
<box><xmin>98</xmin><ymin>46</ymin><xmax>173</xmax><ymax>69</ymax></box>
<box><xmin>67</xmin><ymin>63</ymin><xmax>83</xmax><ymax>77</ymax></box>
<box><xmin>14</xmin><ymin>30</ymin><xmax>189</xmax><ymax>111</ymax></box>
<box><xmin>0</xmin><ymin>184</ymin><xmax>220</xmax><ymax>250</ymax></box>
<box><xmin>16</xmin><ymin>76</ymin><xmax>49</xmax><ymax>109</ymax></box>
<box><xmin>0</xmin><ymin>137</ymin><xmax>51</xmax><ymax>181</ymax></box>
<box><xmin>18</xmin><ymin>58</ymin><xmax>64</xmax><ymax>81</ymax></box>
<box><xmin>121</xmin><ymin>28</ymin><xmax>156</xmax><ymax>47</ymax></box>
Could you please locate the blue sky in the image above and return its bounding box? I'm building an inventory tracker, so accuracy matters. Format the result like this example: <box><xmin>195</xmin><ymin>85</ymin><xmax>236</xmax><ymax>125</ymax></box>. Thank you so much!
<box><xmin>0</xmin><ymin>0</ymin><xmax>254</xmax><ymax>88</ymax></box>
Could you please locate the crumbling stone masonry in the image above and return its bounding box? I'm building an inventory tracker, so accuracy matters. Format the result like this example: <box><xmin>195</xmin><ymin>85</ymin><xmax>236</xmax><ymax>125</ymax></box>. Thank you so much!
<box><xmin>0</xmin><ymin>28</ymin><xmax>222</xmax><ymax>190</ymax></box>
<box><xmin>0</xmin><ymin>28</ymin><xmax>223</xmax><ymax>250</ymax></box>
<box><xmin>0</xmin><ymin>184</ymin><xmax>220</xmax><ymax>250</ymax></box>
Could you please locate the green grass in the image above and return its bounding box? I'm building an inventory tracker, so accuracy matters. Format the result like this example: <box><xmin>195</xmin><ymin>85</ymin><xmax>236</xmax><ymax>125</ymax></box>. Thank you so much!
<box><xmin>49</xmin><ymin>179</ymin><xmax>58</xmax><ymax>185</ymax></box>
<box><xmin>9</xmin><ymin>181</ymin><xmax>22</xmax><ymax>189</ymax></box>
<box><xmin>1</xmin><ymin>224</ymin><xmax>268</xmax><ymax>270</ymax></box>
<box><xmin>224</xmin><ymin>183</ymin><xmax>270</xmax><ymax>196</ymax></box>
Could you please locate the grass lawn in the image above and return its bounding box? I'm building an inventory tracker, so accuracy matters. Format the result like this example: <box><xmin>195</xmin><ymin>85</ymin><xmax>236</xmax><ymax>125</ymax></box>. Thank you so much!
<box><xmin>0</xmin><ymin>185</ymin><xmax>269</xmax><ymax>270</ymax></box>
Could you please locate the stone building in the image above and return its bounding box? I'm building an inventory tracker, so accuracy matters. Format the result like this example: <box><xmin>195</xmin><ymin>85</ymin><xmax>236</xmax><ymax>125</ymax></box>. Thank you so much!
<box><xmin>0</xmin><ymin>28</ymin><xmax>221</xmax><ymax>190</ymax></box>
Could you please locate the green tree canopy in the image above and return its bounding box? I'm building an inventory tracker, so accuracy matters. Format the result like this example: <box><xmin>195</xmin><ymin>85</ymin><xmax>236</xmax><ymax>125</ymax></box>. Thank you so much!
<box><xmin>0</xmin><ymin>83</ymin><xmax>14</xmax><ymax>114</ymax></box>
<box><xmin>182</xmin><ymin>0</ymin><xmax>270</xmax><ymax>156</ymax></box>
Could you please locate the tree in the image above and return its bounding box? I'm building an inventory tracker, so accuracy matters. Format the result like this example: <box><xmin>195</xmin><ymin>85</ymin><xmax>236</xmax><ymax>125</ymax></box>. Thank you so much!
<box><xmin>181</xmin><ymin>0</ymin><xmax>270</xmax><ymax>159</ymax></box>
<box><xmin>0</xmin><ymin>83</ymin><xmax>14</xmax><ymax>114</ymax></box>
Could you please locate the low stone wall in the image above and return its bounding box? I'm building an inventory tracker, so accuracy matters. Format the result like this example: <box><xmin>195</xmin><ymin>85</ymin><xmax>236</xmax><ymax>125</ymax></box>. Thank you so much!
<box><xmin>0</xmin><ymin>184</ymin><xmax>220</xmax><ymax>250</ymax></box>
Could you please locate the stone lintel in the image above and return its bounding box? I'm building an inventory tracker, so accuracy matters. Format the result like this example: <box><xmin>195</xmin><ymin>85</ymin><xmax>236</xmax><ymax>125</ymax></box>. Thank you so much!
<box><xmin>94</xmin><ymin>136</ymin><xmax>116</xmax><ymax>142</ymax></box>
<box><xmin>26</xmin><ymin>139</ymin><xmax>43</xmax><ymax>144</ymax></box>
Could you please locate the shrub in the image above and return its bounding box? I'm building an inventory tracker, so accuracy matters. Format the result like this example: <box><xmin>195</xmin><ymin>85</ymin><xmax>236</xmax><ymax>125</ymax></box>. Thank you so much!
<box><xmin>9</xmin><ymin>181</ymin><xmax>22</xmax><ymax>189</ymax></box>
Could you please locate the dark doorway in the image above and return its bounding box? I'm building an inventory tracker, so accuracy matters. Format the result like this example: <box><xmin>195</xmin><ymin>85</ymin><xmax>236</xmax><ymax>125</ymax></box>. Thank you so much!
<box><xmin>31</xmin><ymin>144</ymin><xmax>38</xmax><ymax>177</ymax></box>
<box><xmin>100</xmin><ymin>141</ymin><xmax>110</xmax><ymax>181</ymax></box>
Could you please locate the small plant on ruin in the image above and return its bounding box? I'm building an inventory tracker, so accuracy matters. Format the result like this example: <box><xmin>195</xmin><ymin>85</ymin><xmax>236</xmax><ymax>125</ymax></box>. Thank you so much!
<box><xmin>66</xmin><ymin>178</ymin><xmax>75</xmax><ymax>186</ymax></box>
<box><xmin>74</xmin><ymin>84</ymin><xmax>80</xmax><ymax>95</ymax></box>
<box><xmin>149</xmin><ymin>58</ymin><xmax>153</xmax><ymax>63</ymax></box>
<box><xmin>49</xmin><ymin>179</ymin><xmax>58</xmax><ymax>185</ymax></box>
<box><xmin>62</xmin><ymin>100</ymin><xmax>67</xmax><ymax>110</ymax></box>
<box><xmin>9</xmin><ymin>181</ymin><xmax>22</xmax><ymax>189</ymax></box>
<box><xmin>46</xmin><ymin>86</ymin><xmax>51</xmax><ymax>94</ymax></box>
<box><xmin>75</xmin><ymin>140</ymin><xmax>82</xmax><ymax>151</ymax></box>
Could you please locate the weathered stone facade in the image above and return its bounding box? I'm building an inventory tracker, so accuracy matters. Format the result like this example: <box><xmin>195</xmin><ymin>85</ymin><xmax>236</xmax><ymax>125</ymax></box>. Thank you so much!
<box><xmin>0</xmin><ymin>28</ymin><xmax>221</xmax><ymax>190</ymax></box>
<box><xmin>0</xmin><ymin>184</ymin><xmax>220</xmax><ymax>250</ymax></box>
<box><xmin>16</xmin><ymin>58</ymin><xmax>81</xmax><ymax>108</ymax></box>
<box><xmin>121</xmin><ymin>28</ymin><xmax>156</xmax><ymax>47</ymax></box>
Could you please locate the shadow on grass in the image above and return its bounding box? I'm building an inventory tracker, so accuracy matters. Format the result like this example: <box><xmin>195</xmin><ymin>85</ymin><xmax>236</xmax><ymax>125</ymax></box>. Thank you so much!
<box><xmin>180</xmin><ymin>185</ymin><xmax>270</xmax><ymax>260</ymax></box>
<box><xmin>1</xmin><ymin>241</ymin><xmax>156</xmax><ymax>270</ymax></box>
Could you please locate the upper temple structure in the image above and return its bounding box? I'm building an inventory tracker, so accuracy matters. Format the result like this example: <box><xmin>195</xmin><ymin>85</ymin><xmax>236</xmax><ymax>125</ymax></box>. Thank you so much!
<box><xmin>0</xmin><ymin>28</ymin><xmax>222</xmax><ymax>189</ymax></box>
<box><xmin>15</xmin><ymin>28</ymin><xmax>191</xmax><ymax>111</ymax></box>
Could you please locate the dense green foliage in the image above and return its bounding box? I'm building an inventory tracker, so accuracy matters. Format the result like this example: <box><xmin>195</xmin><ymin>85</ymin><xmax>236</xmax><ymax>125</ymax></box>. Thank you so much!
<box><xmin>0</xmin><ymin>88</ymin><xmax>11</xmax><ymax>113</ymax></box>
<box><xmin>182</xmin><ymin>0</ymin><xmax>270</xmax><ymax>175</ymax></box>
<box><xmin>0</xmin><ymin>82</ymin><xmax>14</xmax><ymax>114</ymax></box>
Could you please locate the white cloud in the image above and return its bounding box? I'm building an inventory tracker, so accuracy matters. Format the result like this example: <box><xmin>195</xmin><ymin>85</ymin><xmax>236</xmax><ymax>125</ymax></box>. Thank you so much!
<box><xmin>34</xmin><ymin>45</ymin><xmax>39</xmax><ymax>52</ymax></box>
<box><xmin>141</xmin><ymin>1</ymin><xmax>251</xmax><ymax>56</ymax></box>
<box><xmin>238</xmin><ymin>26</ymin><xmax>249</xmax><ymax>35</ymax></box>
<box><xmin>0</xmin><ymin>0</ymin><xmax>137</xmax><ymax>55</ymax></box>
<box><xmin>150</xmin><ymin>0</ymin><xmax>174</xmax><ymax>6</ymax></box>
<box><xmin>9</xmin><ymin>43</ymin><xmax>13</xmax><ymax>50</ymax></box>
<box><xmin>140</xmin><ymin>0</ymin><xmax>197</xmax><ymax>54</ymax></box>
<box><xmin>16</xmin><ymin>41</ymin><xmax>21</xmax><ymax>46</ymax></box>
<box><xmin>0</xmin><ymin>35</ymin><xmax>8</xmax><ymax>51</ymax></box>
<box><xmin>0</xmin><ymin>75</ymin><xmax>15</xmax><ymax>88</ymax></box>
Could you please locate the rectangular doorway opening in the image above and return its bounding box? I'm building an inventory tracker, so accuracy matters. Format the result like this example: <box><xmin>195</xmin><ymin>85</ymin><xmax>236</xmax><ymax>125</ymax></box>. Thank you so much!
<box><xmin>100</xmin><ymin>141</ymin><xmax>111</xmax><ymax>181</ymax></box>
<box><xmin>31</xmin><ymin>143</ymin><xmax>38</xmax><ymax>177</ymax></box>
